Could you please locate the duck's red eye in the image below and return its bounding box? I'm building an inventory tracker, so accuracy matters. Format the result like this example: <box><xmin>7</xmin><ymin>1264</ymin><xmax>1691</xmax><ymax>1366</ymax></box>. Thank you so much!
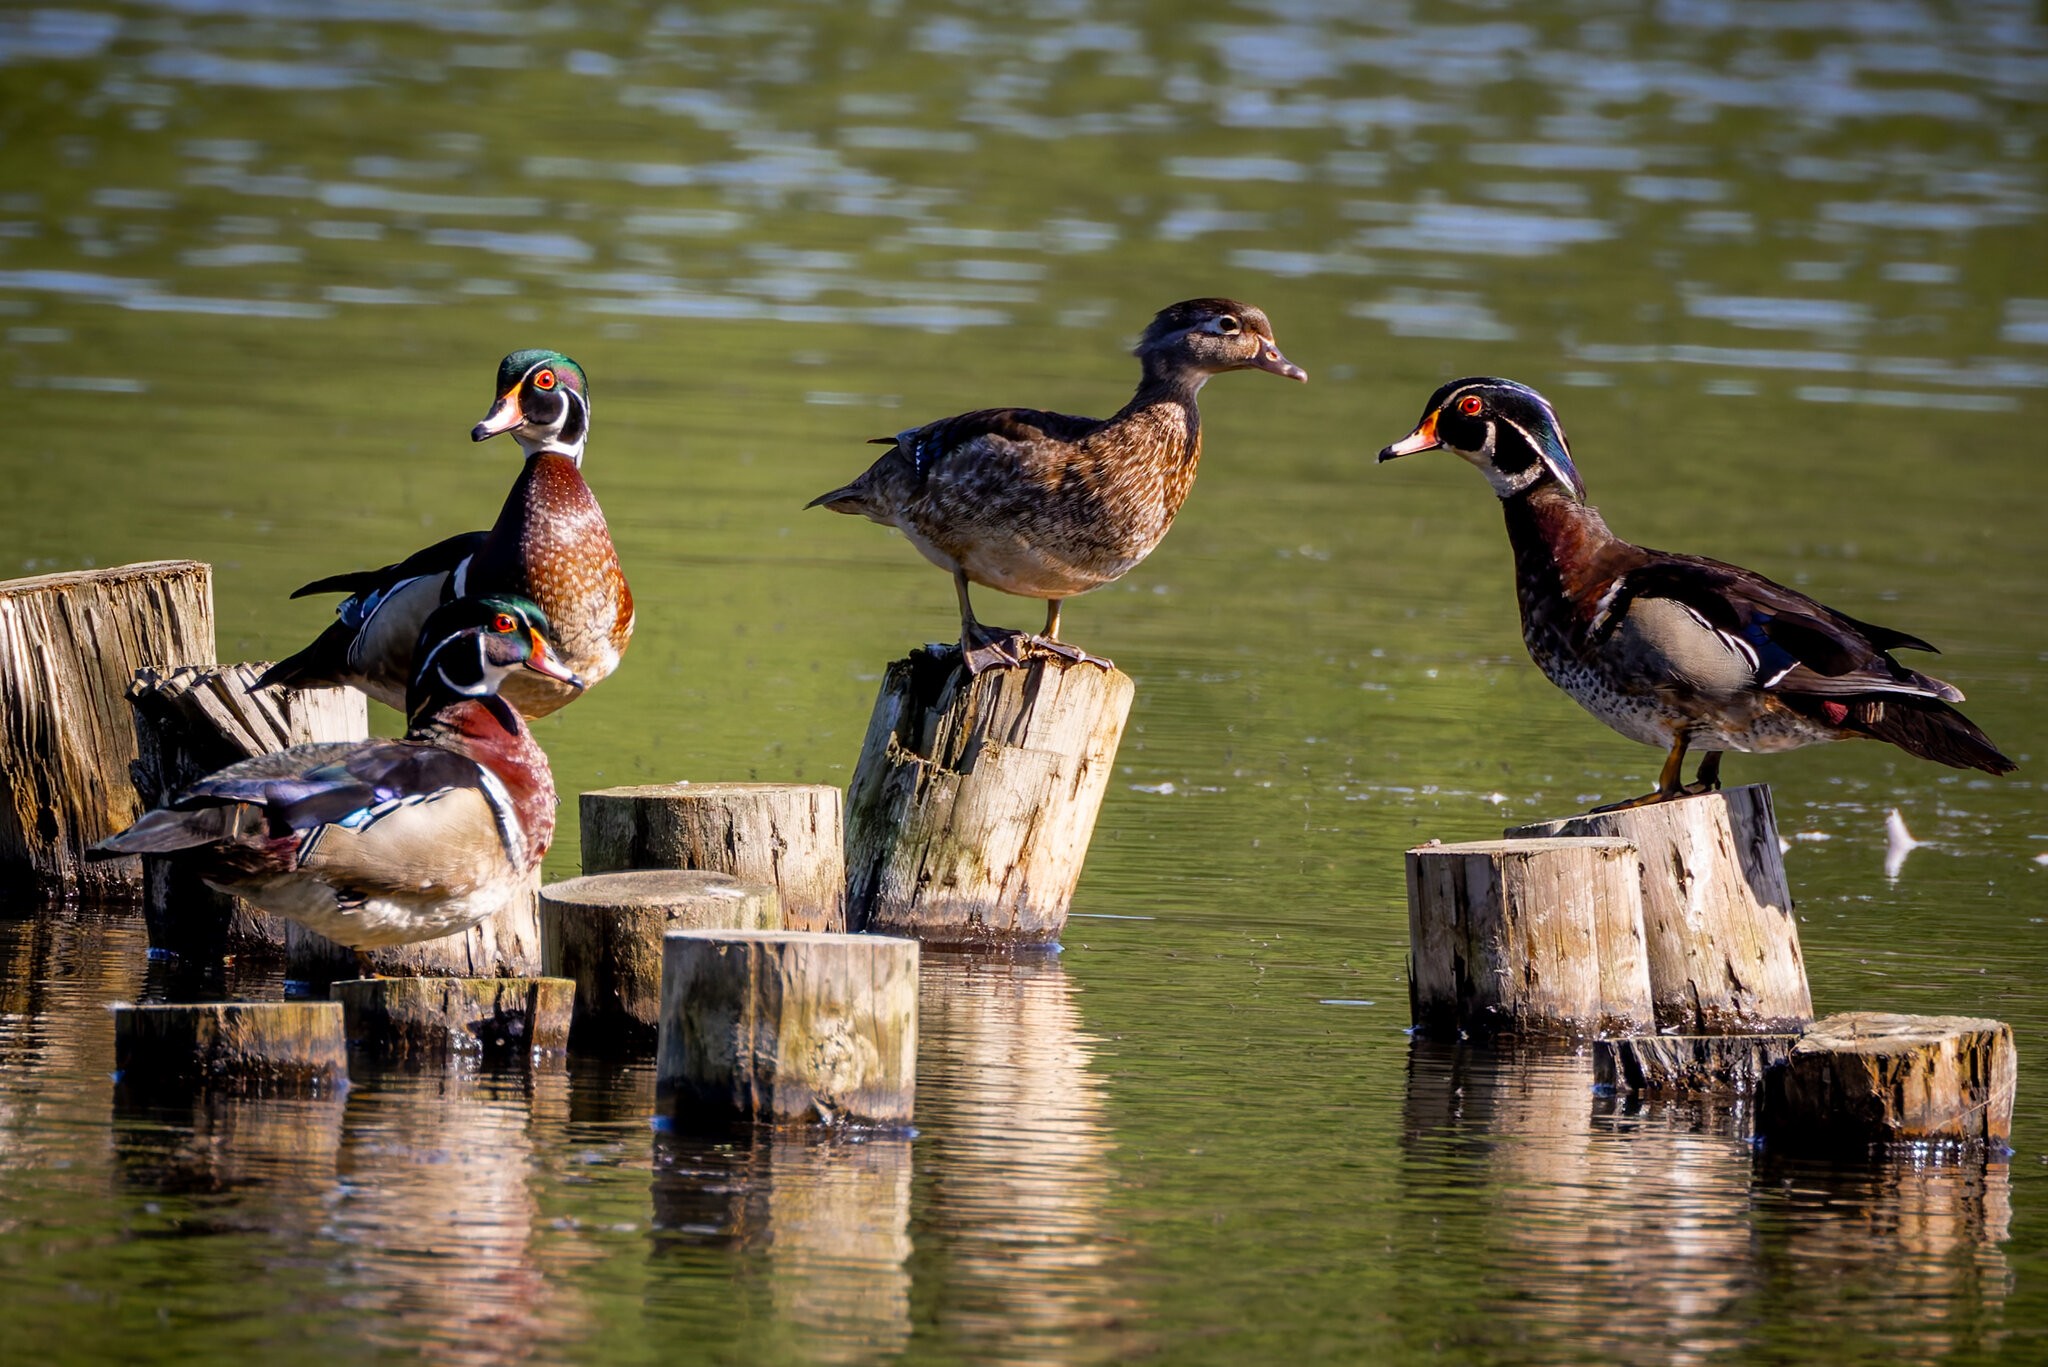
<box><xmin>533</xmin><ymin>369</ymin><xmax>556</xmax><ymax>391</ymax></box>
<box><xmin>1458</xmin><ymin>395</ymin><xmax>1484</xmax><ymax>417</ymax></box>
<box><xmin>491</xmin><ymin>612</ymin><xmax>517</xmax><ymax>633</ymax></box>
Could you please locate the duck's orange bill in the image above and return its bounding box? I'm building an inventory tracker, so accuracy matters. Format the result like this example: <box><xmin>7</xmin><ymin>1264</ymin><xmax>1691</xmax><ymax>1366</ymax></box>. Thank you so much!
<box><xmin>523</xmin><ymin>631</ymin><xmax>586</xmax><ymax>689</ymax></box>
<box><xmin>471</xmin><ymin>390</ymin><xmax>525</xmax><ymax>442</ymax></box>
<box><xmin>1377</xmin><ymin>410</ymin><xmax>1440</xmax><ymax>461</ymax></box>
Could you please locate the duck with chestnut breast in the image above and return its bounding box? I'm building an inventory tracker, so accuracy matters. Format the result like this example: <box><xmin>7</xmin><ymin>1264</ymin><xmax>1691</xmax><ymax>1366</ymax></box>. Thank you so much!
<box><xmin>809</xmin><ymin>299</ymin><xmax>1307</xmax><ymax>674</ymax></box>
<box><xmin>257</xmin><ymin>349</ymin><xmax>633</xmax><ymax>717</ymax></box>
<box><xmin>1378</xmin><ymin>377</ymin><xmax>2014</xmax><ymax>810</ymax></box>
<box><xmin>98</xmin><ymin>595</ymin><xmax>579</xmax><ymax>949</ymax></box>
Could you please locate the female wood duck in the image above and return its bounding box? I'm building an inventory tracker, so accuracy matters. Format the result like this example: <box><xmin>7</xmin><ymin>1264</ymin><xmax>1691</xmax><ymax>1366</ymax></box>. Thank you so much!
<box><xmin>98</xmin><ymin>595</ymin><xmax>578</xmax><ymax>949</ymax></box>
<box><xmin>257</xmin><ymin>349</ymin><xmax>633</xmax><ymax>717</ymax></box>
<box><xmin>809</xmin><ymin>299</ymin><xmax>1307</xmax><ymax>674</ymax></box>
<box><xmin>1378</xmin><ymin>377</ymin><xmax>2015</xmax><ymax>809</ymax></box>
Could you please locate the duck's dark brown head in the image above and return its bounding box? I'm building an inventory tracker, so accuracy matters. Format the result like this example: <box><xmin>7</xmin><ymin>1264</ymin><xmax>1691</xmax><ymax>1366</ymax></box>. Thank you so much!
<box><xmin>1136</xmin><ymin>299</ymin><xmax>1307</xmax><ymax>385</ymax></box>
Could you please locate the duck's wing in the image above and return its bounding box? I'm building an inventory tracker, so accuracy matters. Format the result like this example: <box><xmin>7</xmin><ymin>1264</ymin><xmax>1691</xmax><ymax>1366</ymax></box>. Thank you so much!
<box><xmin>287</xmin><ymin>530</ymin><xmax>488</xmax><ymax>600</ymax></box>
<box><xmin>257</xmin><ymin>532</ymin><xmax>487</xmax><ymax>699</ymax></box>
<box><xmin>1591</xmin><ymin>552</ymin><xmax>1962</xmax><ymax>704</ymax></box>
<box><xmin>809</xmin><ymin>408</ymin><xmax>1101</xmax><ymax>513</ymax></box>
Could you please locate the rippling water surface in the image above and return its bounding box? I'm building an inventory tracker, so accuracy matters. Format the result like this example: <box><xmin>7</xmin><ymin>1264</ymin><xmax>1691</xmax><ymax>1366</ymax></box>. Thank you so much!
<box><xmin>1</xmin><ymin>1</ymin><xmax>2045</xmax><ymax>1362</ymax></box>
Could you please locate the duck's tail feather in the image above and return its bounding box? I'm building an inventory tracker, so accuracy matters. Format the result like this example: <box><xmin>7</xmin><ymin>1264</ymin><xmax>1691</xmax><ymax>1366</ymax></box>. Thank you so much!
<box><xmin>253</xmin><ymin>618</ymin><xmax>354</xmax><ymax>692</ymax></box>
<box><xmin>91</xmin><ymin>803</ymin><xmax>264</xmax><ymax>857</ymax></box>
<box><xmin>1851</xmin><ymin>696</ymin><xmax>2016</xmax><ymax>775</ymax></box>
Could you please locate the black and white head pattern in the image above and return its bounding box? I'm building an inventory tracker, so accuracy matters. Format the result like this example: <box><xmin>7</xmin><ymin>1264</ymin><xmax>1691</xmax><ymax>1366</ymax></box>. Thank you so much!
<box><xmin>1425</xmin><ymin>377</ymin><xmax>1587</xmax><ymax>502</ymax></box>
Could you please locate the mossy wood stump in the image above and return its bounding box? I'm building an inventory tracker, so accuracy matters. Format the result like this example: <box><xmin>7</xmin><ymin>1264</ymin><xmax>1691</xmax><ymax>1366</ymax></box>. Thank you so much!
<box><xmin>331</xmin><ymin>976</ymin><xmax>573</xmax><ymax>1064</ymax></box>
<box><xmin>657</xmin><ymin>930</ymin><xmax>918</xmax><ymax>1127</ymax></box>
<box><xmin>286</xmin><ymin>882</ymin><xmax>543</xmax><ymax>984</ymax></box>
<box><xmin>843</xmin><ymin>647</ymin><xmax>1133</xmax><ymax>945</ymax></box>
<box><xmin>0</xmin><ymin>560</ymin><xmax>215</xmax><ymax>900</ymax></box>
<box><xmin>582</xmin><ymin>783</ymin><xmax>845</xmax><ymax>932</ymax></box>
<box><xmin>1759</xmin><ymin>1012</ymin><xmax>2017</xmax><ymax>1157</ymax></box>
<box><xmin>1596</xmin><ymin>1033</ymin><xmax>1799</xmax><ymax>1095</ymax></box>
<box><xmin>1509</xmin><ymin>784</ymin><xmax>1812</xmax><ymax>1034</ymax></box>
<box><xmin>128</xmin><ymin>662</ymin><xmax>368</xmax><ymax>961</ymax></box>
<box><xmin>113</xmin><ymin>1001</ymin><xmax>346</xmax><ymax>1098</ymax></box>
<box><xmin>1407</xmin><ymin>837</ymin><xmax>1654</xmax><ymax>1041</ymax></box>
<box><xmin>540</xmin><ymin>870</ymin><xmax>780</xmax><ymax>1054</ymax></box>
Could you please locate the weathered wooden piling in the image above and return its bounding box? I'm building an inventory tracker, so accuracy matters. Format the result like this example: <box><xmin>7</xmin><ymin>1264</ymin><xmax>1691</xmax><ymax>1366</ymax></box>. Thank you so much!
<box><xmin>657</xmin><ymin>929</ymin><xmax>918</xmax><ymax>1126</ymax></box>
<box><xmin>0</xmin><ymin>560</ymin><xmax>215</xmax><ymax>899</ymax></box>
<box><xmin>331</xmin><ymin>976</ymin><xmax>574</xmax><ymax>1064</ymax></box>
<box><xmin>540</xmin><ymin>869</ymin><xmax>780</xmax><ymax>1054</ymax></box>
<box><xmin>1406</xmin><ymin>836</ymin><xmax>1654</xmax><ymax>1041</ymax></box>
<box><xmin>112</xmin><ymin>1000</ymin><xmax>347</xmax><ymax>1097</ymax></box>
<box><xmin>582</xmin><ymin>783</ymin><xmax>845</xmax><ymax>932</ymax></box>
<box><xmin>843</xmin><ymin>647</ymin><xmax>1133</xmax><ymax>945</ymax></box>
<box><xmin>127</xmin><ymin>662</ymin><xmax>368</xmax><ymax>960</ymax></box>
<box><xmin>286</xmin><ymin>892</ymin><xmax>543</xmax><ymax>983</ymax></box>
<box><xmin>1509</xmin><ymin>785</ymin><xmax>1812</xmax><ymax>1034</ymax></box>
<box><xmin>1759</xmin><ymin>1012</ymin><xmax>2017</xmax><ymax>1156</ymax></box>
<box><xmin>1595</xmin><ymin>1033</ymin><xmax>1799</xmax><ymax>1095</ymax></box>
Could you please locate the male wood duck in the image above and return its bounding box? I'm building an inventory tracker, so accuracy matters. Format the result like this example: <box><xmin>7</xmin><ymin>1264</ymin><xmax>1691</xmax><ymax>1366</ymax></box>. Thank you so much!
<box><xmin>97</xmin><ymin>595</ymin><xmax>578</xmax><ymax>949</ymax></box>
<box><xmin>1378</xmin><ymin>377</ymin><xmax>2015</xmax><ymax>809</ymax></box>
<box><xmin>808</xmin><ymin>299</ymin><xmax>1307</xmax><ymax>674</ymax></box>
<box><xmin>257</xmin><ymin>349</ymin><xmax>633</xmax><ymax>717</ymax></box>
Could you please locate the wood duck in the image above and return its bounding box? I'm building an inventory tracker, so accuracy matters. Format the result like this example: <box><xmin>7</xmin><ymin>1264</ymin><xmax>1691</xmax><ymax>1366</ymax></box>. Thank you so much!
<box><xmin>1378</xmin><ymin>377</ymin><xmax>2015</xmax><ymax>810</ymax></box>
<box><xmin>97</xmin><ymin>595</ymin><xmax>578</xmax><ymax>949</ymax></box>
<box><xmin>257</xmin><ymin>349</ymin><xmax>633</xmax><ymax>717</ymax></box>
<box><xmin>809</xmin><ymin>298</ymin><xmax>1307</xmax><ymax>674</ymax></box>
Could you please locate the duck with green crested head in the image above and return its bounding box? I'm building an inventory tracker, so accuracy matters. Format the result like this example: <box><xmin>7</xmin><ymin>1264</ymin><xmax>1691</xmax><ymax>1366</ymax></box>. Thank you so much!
<box><xmin>98</xmin><ymin>595</ymin><xmax>578</xmax><ymax>949</ymax></box>
<box><xmin>258</xmin><ymin>349</ymin><xmax>633</xmax><ymax>717</ymax></box>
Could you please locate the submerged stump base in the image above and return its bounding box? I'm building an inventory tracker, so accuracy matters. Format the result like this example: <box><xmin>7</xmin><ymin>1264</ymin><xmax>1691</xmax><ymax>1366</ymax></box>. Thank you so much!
<box><xmin>331</xmin><ymin>976</ymin><xmax>573</xmax><ymax>1064</ymax></box>
<box><xmin>1759</xmin><ymin>1012</ymin><xmax>2017</xmax><ymax>1157</ymax></box>
<box><xmin>657</xmin><ymin>930</ymin><xmax>918</xmax><ymax>1127</ymax></box>
<box><xmin>129</xmin><ymin>661</ymin><xmax>367</xmax><ymax>961</ymax></box>
<box><xmin>541</xmin><ymin>870</ymin><xmax>780</xmax><ymax>1054</ymax></box>
<box><xmin>843</xmin><ymin>646</ymin><xmax>1133</xmax><ymax>945</ymax></box>
<box><xmin>1</xmin><ymin>560</ymin><xmax>215</xmax><ymax>900</ymax></box>
<box><xmin>1509</xmin><ymin>784</ymin><xmax>1812</xmax><ymax>1034</ymax></box>
<box><xmin>113</xmin><ymin>1001</ymin><xmax>346</xmax><ymax>1098</ymax></box>
<box><xmin>581</xmin><ymin>783</ymin><xmax>845</xmax><ymax>932</ymax></box>
<box><xmin>1406</xmin><ymin>837</ymin><xmax>1654</xmax><ymax>1041</ymax></box>
<box><xmin>1596</xmin><ymin>1033</ymin><xmax>1799</xmax><ymax>1095</ymax></box>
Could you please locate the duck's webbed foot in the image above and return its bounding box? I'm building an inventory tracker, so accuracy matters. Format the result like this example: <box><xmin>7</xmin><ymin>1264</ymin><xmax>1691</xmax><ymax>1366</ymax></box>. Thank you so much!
<box><xmin>1022</xmin><ymin>635</ymin><xmax>1116</xmax><ymax>670</ymax></box>
<box><xmin>959</xmin><ymin>621</ymin><xmax>1031</xmax><ymax>675</ymax></box>
<box><xmin>1589</xmin><ymin>738</ymin><xmax>1706</xmax><ymax>813</ymax></box>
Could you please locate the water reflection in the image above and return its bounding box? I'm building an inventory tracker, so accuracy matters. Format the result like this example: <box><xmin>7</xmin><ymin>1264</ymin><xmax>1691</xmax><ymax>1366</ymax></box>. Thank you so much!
<box><xmin>115</xmin><ymin>1092</ymin><xmax>343</xmax><ymax>1202</ymax></box>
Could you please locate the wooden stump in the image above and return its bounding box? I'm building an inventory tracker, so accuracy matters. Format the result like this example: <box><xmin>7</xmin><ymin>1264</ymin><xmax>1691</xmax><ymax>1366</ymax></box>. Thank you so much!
<box><xmin>582</xmin><ymin>783</ymin><xmax>845</xmax><ymax>932</ymax></box>
<box><xmin>1595</xmin><ymin>1033</ymin><xmax>1798</xmax><ymax>1095</ymax></box>
<box><xmin>1759</xmin><ymin>1012</ymin><xmax>2017</xmax><ymax>1157</ymax></box>
<box><xmin>1406</xmin><ymin>837</ymin><xmax>1654</xmax><ymax>1041</ymax></box>
<box><xmin>128</xmin><ymin>662</ymin><xmax>368</xmax><ymax>961</ymax></box>
<box><xmin>331</xmin><ymin>976</ymin><xmax>574</xmax><ymax>1064</ymax></box>
<box><xmin>0</xmin><ymin>560</ymin><xmax>214</xmax><ymax>900</ymax></box>
<box><xmin>285</xmin><ymin>882</ymin><xmax>543</xmax><ymax>983</ymax></box>
<box><xmin>843</xmin><ymin>647</ymin><xmax>1133</xmax><ymax>945</ymax></box>
<box><xmin>657</xmin><ymin>930</ymin><xmax>918</xmax><ymax>1126</ymax></box>
<box><xmin>540</xmin><ymin>870</ymin><xmax>780</xmax><ymax>1054</ymax></box>
<box><xmin>1509</xmin><ymin>785</ymin><xmax>1812</xmax><ymax>1034</ymax></box>
<box><xmin>112</xmin><ymin>1000</ymin><xmax>346</xmax><ymax>1097</ymax></box>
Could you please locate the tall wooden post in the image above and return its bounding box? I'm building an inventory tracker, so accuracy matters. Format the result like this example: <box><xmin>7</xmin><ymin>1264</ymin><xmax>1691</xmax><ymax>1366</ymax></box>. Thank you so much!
<box><xmin>127</xmin><ymin>662</ymin><xmax>367</xmax><ymax>960</ymax></box>
<box><xmin>0</xmin><ymin>561</ymin><xmax>214</xmax><ymax>899</ymax></box>
<box><xmin>1508</xmin><ymin>785</ymin><xmax>1812</xmax><ymax>1034</ymax></box>
<box><xmin>843</xmin><ymin>647</ymin><xmax>1133</xmax><ymax>945</ymax></box>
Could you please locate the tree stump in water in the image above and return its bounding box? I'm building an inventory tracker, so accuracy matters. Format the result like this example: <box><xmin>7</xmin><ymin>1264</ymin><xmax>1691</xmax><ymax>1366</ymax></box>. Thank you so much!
<box><xmin>0</xmin><ymin>560</ymin><xmax>215</xmax><ymax>900</ymax></box>
<box><xmin>1759</xmin><ymin>1012</ymin><xmax>2017</xmax><ymax>1156</ymax></box>
<box><xmin>1406</xmin><ymin>837</ymin><xmax>1654</xmax><ymax>1041</ymax></box>
<box><xmin>1595</xmin><ymin>1033</ymin><xmax>1799</xmax><ymax>1095</ymax></box>
<box><xmin>657</xmin><ymin>930</ymin><xmax>918</xmax><ymax>1127</ymax></box>
<box><xmin>331</xmin><ymin>976</ymin><xmax>574</xmax><ymax>1064</ymax></box>
<box><xmin>1508</xmin><ymin>785</ymin><xmax>1812</xmax><ymax>1034</ymax></box>
<box><xmin>540</xmin><ymin>870</ymin><xmax>780</xmax><ymax>1054</ymax></box>
<box><xmin>127</xmin><ymin>662</ymin><xmax>368</xmax><ymax>961</ymax></box>
<box><xmin>843</xmin><ymin>647</ymin><xmax>1133</xmax><ymax>945</ymax></box>
<box><xmin>285</xmin><ymin>883</ymin><xmax>543</xmax><ymax>984</ymax></box>
<box><xmin>581</xmin><ymin>783</ymin><xmax>845</xmax><ymax>932</ymax></box>
<box><xmin>112</xmin><ymin>1000</ymin><xmax>346</xmax><ymax>1098</ymax></box>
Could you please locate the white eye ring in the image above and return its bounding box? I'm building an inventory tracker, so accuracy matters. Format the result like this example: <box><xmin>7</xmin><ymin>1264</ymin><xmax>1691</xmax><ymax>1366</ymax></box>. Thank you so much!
<box><xmin>1215</xmin><ymin>315</ymin><xmax>1241</xmax><ymax>335</ymax></box>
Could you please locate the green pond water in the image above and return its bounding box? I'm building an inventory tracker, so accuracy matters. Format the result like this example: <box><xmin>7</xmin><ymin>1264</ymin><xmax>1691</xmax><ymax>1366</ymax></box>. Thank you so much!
<box><xmin>2</xmin><ymin>0</ymin><xmax>2046</xmax><ymax>1361</ymax></box>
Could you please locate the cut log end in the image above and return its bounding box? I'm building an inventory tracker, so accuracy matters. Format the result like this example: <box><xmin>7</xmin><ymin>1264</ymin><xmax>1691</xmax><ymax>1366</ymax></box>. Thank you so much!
<box><xmin>1760</xmin><ymin>1011</ymin><xmax>2017</xmax><ymax>1158</ymax></box>
<box><xmin>113</xmin><ymin>1000</ymin><xmax>347</xmax><ymax>1098</ymax></box>
<box><xmin>331</xmin><ymin>976</ymin><xmax>574</xmax><ymax>1064</ymax></box>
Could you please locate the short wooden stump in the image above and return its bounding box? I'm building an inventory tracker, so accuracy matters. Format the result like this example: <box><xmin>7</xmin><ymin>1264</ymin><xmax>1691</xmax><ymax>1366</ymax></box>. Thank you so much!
<box><xmin>657</xmin><ymin>930</ymin><xmax>918</xmax><ymax>1127</ymax></box>
<box><xmin>113</xmin><ymin>1001</ymin><xmax>346</xmax><ymax>1098</ymax></box>
<box><xmin>331</xmin><ymin>976</ymin><xmax>573</xmax><ymax>1064</ymax></box>
<box><xmin>541</xmin><ymin>870</ymin><xmax>780</xmax><ymax>1054</ymax></box>
<box><xmin>1406</xmin><ymin>836</ymin><xmax>1654</xmax><ymax>1041</ymax></box>
<box><xmin>581</xmin><ymin>783</ymin><xmax>845</xmax><ymax>932</ymax></box>
<box><xmin>1759</xmin><ymin>1012</ymin><xmax>2017</xmax><ymax>1157</ymax></box>
<box><xmin>1596</xmin><ymin>1033</ymin><xmax>1799</xmax><ymax>1095</ymax></box>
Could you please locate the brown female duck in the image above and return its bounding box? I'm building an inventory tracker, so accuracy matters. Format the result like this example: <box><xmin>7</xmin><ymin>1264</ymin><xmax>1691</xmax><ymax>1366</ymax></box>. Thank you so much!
<box><xmin>809</xmin><ymin>298</ymin><xmax>1306</xmax><ymax>673</ymax></box>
